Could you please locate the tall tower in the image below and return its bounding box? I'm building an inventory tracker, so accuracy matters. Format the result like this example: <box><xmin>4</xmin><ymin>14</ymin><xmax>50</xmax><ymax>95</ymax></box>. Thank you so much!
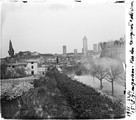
<box><xmin>83</xmin><ymin>36</ymin><xmax>88</xmax><ymax>57</ymax></box>
<box><xmin>74</xmin><ymin>49</ymin><xmax>78</xmax><ymax>56</ymax></box>
<box><xmin>63</xmin><ymin>45</ymin><xmax>67</xmax><ymax>56</ymax></box>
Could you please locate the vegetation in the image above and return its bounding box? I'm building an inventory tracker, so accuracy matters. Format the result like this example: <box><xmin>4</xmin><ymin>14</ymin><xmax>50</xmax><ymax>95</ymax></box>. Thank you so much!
<box><xmin>1</xmin><ymin>66</ymin><xmax>125</xmax><ymax>119</ymax></box>
<box><xmin>76</xmin><ymin>63</ymin><xmax>89</xmax><ymax>76</ymax></box>
<box><xmin>83</xmin><ymin>58</ymin><xmax>124</xmax><ymax>96</ymax></box>
<box><xmin>62</xmin><ymin>65</ymin><xmax>77</xmax><ymax>75</ymax></box>
<box><xmin>0</xmin><ymin>83</ymin><xmax>13</xmax><ymax>99</ymax></box>
<box><xmin>1</xmin><ymin>81</ymin><xmax>34</xmax><ymax>119</ymax></box>
<box><xmin>15</xmin><ymin>67</ymin><xmax>26</xmax><ymax>77</ymax></box>
<box><xmin>62</xmin><ymin>63</ymin><xmax>89</xmax><ymax>76</ymax></box>
<box><xmin>14</xmin><ymin>77</ymin><xmax>73</xmax><ymax>119</ymax></box>
<box><xmin>46</xmin><ymin>67</ymin><xmax>125</xmax><ymax>119</ymax></box>
<box><xmin>0</xmin><ymin>82</ymin><xmax>34</xmax><ymax>100</ymax></box>
<box><xmin>89</xmin><ymin>61</ymin><xmax>108</xmax><ymax>89</ymax></box>
<box><xmin>63</xmin><ymin>57</ymin><xmax>124</xmax><ymax>95</ymax></box>
<box><xmin>105</xmin><ymin>65</ymin><xmax>123</xmax><ymax>96</ymax></box>
<box><xmin>8</xmin><ymin>40</ymin><xmax>14</xmax><ymax>57</ymax></box>
<box><xmin>89</xmin><ymin>63</ymin><xmax>96</xmax><ymax>81</ymax></box>
<box><xmin>0</xmin><ymin>63</ymin><xmax>7</xmax><ymax>79</ymax></box>
<box><xmin>1</xmin><ymin>66</ymin><xmax>26</xmax><ymax>79</ymax></box>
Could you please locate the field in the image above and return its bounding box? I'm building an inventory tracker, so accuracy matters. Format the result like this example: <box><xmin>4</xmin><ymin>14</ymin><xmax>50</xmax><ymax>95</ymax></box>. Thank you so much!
<box><xmin>1</xmin><ymin>67</ymin><xmax>125</xmax><ymax>119</ymax></box>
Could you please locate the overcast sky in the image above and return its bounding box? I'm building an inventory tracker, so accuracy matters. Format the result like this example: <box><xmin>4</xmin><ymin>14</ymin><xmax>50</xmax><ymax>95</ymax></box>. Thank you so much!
<box><xmin>0</xmin><ymin>0</ymin><xmax>125</xmax><ymax>58</ymax></box>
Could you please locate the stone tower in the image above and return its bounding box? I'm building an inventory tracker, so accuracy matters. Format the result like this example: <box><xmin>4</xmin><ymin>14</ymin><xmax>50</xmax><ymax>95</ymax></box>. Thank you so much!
<box><xmin>83</xmin><ymin>36</ymin><xmax>88</xmax><ymax>57</ymax></box>
<box><xmin>63</xmin><ymin>45</ymin><xmax>67</xmax><ymax>56</ymax></box>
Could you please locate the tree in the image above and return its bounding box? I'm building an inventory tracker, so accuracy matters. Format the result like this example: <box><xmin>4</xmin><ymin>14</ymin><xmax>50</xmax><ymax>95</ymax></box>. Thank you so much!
<box><xmin>8</xmin><ymin>40</ymin><xmax>14</xmax><ymax>57</ymax></box>
<box><xmin>90</xmin><ymin>63</ymin><xmax>108</xmax><ymax>90</ymax></box>
<box><xmin>89</xmin><ymin>63</ymin><xmax>97</xmax><ymax>81</ymax></box>
<box><xmin>0</xmin><ymin>63</ymin><xmax>7</xmax><ymax>79</ymax></box>
<box><xmin>6</xmin><ymin>67</ymin><xmax>18</xmax><ymax>78</ymax></box>
<box><xmin>4</xmin><ymin>66</ymin><xmax>26</xmax><ymax>79</ymax></box>
<box><xmin>15</xmin><ymin>66</ymin><xmax>26</xmax><ymax>77</ymax></box>
<box><xmin>18</xmin><ymin>51</ymin><xmax>23</xmax><ymax>56</ymax></box>
<box><xmin>105</xmin><ymin>65</ymin><xmax>122</xmax><ymax>96</ymax></box>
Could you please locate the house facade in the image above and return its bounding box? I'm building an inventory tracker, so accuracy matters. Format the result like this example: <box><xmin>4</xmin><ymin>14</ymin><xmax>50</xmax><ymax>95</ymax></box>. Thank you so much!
<box><xmin>25</xmin><ymin>60</ymin><xmax>38</xmax><ymax>75</ymax></box>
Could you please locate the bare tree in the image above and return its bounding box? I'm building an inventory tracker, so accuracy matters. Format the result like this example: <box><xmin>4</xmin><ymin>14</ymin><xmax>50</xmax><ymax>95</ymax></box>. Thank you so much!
<box><xmin>89</xmin><ymin>63</ymin><xmax>97</xmax><ymax>81</ymax></box>
<box><xmin>90</xmin><ymin>63</ymin><xmax>108</xmax><ymax>90</ymax></box>
<box><xmin>105</xmin><ymin>65</ymin><xmax>122</xmax><ymax>96</ymax></box>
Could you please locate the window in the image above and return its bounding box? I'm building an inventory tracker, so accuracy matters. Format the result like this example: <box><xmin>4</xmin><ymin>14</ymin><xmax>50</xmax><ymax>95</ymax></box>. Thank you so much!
<box><xmin>31</xmin><ymin>66</ymin><xmax>34</xmax><ymax>69</ymax></box>
<box><xmin>31</xmin><ymin>71</ymin><xmax>34</xmax><ymax>75</ymax></box>
<box><xmin>31</xmin><ymin>62</ymin><xmax>34</xmax><ymax>64</ymax></box>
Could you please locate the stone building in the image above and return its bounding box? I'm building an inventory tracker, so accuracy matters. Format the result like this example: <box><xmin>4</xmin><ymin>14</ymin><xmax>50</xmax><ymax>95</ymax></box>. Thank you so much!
<box><xmin>63</xmin><ymin>45</ymin><xmax>67</xmax><ymax>56</ymax></box>
<box><xmin>25</xmin><ymin>60</ymin><xmax>38</xmax><ymax>75</ymax></box>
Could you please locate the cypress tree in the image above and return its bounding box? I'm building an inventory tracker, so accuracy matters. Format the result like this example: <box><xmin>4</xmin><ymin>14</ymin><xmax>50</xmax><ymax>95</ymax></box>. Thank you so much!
<box><xmin>8</xmin><ymin>40</ymin><xmax>14</xmax><ymax>57</ymax></box>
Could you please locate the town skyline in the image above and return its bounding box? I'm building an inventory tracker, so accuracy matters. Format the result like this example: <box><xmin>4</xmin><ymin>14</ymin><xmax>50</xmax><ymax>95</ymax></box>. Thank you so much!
<box><xmin>1</xmin><ymin>0</ymin><xmax>125</xmax><ymax>58</ymax></box>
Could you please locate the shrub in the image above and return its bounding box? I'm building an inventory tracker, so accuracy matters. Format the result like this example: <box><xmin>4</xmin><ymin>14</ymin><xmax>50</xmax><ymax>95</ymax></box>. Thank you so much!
<box><xmin>0</xmin><ymin>82</ymin><xmax>34</xmax><ymax>100</ymax></box>
<box><xmin>5</xmin><ymin>67</ymin><xmax>18</xmax><ymax>78</ymax></box>
<box><xmin>0</xmin><ymin>63</ymin><xmax>8</xmax><ymax>79</ymax></box>
<box><xmin>46</xmin><ymin>69</ymin><xmax>55</xmax><ymax>78</ymax></box>
<box><xmin>15</xmin><ymin>86</ymin><xmax>73</xmax><ymax>119</ymax></box>
<box><xmin>33</xmin><ymin>77</ymin><xmax>57</xmax><ymax>91</ymax></box>
<box><xmin>8</xmin><ymin>82</ymin><xmax>34</xmax><ymax>100</ymax></box>
<box><xmin>0</xmin><ymin>83</ymin><xmax>13</xmax><ymax>99</ymax></box>
<box><xmin>2</xmin><ymin>66</ymin><xmax>26</xmax><ymax>79</ymax></box>
<box><xmin>15</xmin><ymin>66</ymin><xmax>26</xmax><ymax>77</ymax></box>
<box><xmin>75</xmin><ymin>69</ymin><xmax>82</xmax><ymax>76</ymax></box>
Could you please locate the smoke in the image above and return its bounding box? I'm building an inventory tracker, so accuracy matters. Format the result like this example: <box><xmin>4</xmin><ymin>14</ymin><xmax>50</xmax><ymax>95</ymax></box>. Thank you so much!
<box><xmin>82</xmin><ymin>57</ymin><xmax>123</xmax><ymax>72</ymax></box>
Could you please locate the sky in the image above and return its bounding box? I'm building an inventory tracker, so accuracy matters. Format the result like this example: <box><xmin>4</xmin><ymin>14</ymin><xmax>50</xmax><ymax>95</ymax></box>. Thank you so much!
<box><xmin>0</xmin><ymin>0</ymin><xmax>125</xmax><ymax>58</ymax></box>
